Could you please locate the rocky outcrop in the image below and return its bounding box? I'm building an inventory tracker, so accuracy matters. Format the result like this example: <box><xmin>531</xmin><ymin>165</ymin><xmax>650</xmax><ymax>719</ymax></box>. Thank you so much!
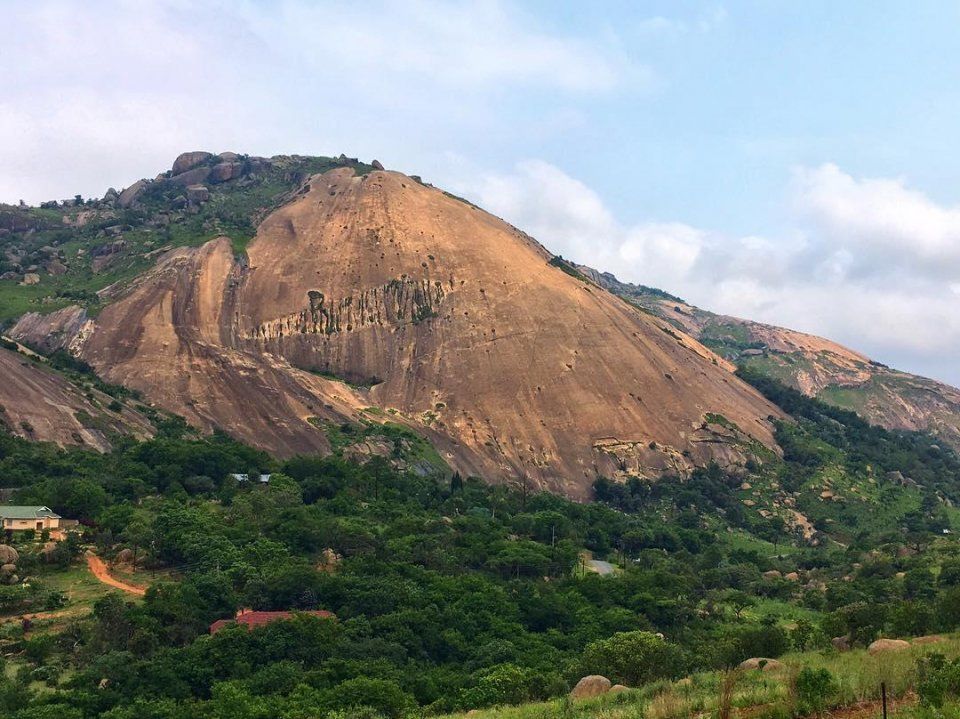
<box><xmin>45</xmin><ymin>168</ymin><xmax>782</xmax><ymax>499</ymax></box>
<box><xmin>10</xmin><ymin>305</ymin><xmax>91</xmax><ymax>354</ymax></box>
<box><xmin>570</xmin><ymin>675</ymin><xmax>612</xmax><ymax>699</ymax></box>
<box><xmin>0</xmin><ymin>347</ymin><xmax>153</xmax><ymax>451</ymax></box>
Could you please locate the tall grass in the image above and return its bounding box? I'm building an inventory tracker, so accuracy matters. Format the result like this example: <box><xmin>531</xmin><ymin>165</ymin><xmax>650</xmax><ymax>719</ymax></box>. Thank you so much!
<box><xmin>437</xmin><ymin>636</ymin><xmax>960</xmax><ymax>719</ymax></box>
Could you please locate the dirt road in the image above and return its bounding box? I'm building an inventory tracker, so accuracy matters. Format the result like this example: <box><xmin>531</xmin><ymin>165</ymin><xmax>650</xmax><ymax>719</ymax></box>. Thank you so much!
<box><xmin>85</xmin><ymin>552</ymin><xmax>146</xmax><ymax>596</ymax></box>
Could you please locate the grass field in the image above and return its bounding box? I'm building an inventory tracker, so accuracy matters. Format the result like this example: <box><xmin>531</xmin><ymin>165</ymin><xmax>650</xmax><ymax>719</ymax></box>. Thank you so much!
<box><xmin>436</xmin><ymin>637</ymin><xmax>960</xmax><ymax>719</ymax></box>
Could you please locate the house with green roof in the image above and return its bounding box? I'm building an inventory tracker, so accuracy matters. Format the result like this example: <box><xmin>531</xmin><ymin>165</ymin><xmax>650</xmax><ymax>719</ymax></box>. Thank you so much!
<box><xmin>0</xmin><ymin>506</ymin><xmax>62</xmax><ymax>532</ymax></box>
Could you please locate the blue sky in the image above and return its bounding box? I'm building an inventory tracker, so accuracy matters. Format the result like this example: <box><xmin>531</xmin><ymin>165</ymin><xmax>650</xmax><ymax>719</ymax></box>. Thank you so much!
<box><xmin>4</xmin><ymin>0</ymin><xmax>960</xmax><ymax>384</ymax></box>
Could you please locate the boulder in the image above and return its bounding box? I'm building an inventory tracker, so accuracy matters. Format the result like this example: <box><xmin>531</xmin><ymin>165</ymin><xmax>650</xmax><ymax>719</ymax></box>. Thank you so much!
<box><xmin>116</xmin><ymin>548</ymin><xmax>135</xmax><ymax>564</ymax></box>
<box><xmin>170</xmin><ymin>166</ymin><xmax>212</xmax><ymax>187</ymax></box>
<box><xmin>609</xmin><ymin>684</ymin><xmax>629</xmax><ymax>694</ymax></box>
<box><xmin>371</xmin><ymin>159</ymin><xmax>385</xmax><ymax>170</ymax></box>
<box><xmin>831</xmin><ymin>636</ymin><xmax>851</xmax><ymax>652</ymax></box>
<box><xmin>208</xmin><ymin>162</ymin><xmax>243</xmax><ymax>184</ymax></box>
<box><xmin>762</xmin><ymin>570</ymin><xmax>782</xmax><ymax>580</ymax></box>
<box><xmin>868</xmin><ymin>639</ymin><xmax>911</xmax><ymax>655</ymax></box>
<box><xmin>570</xmin><ymin>675</ymin><xmax>612</xmax><ymax>699</ymax></box>
<box><xmin>0</xmin><ymin>545</ymin><xmax>19</xmax><ymax>565</ymax></box>
<box><xmin>172</xmin><ymin>151</ymin><xmax>213</xmax><ymax>175</ymax></box>
<box><xmin>46</xmin><ymin>258</ymin><xmax>68</xmax><ymax>275</ymax></box>
<box><xmin>21</xmin><ymin>273</ymin><xmax>40</xmax><ymax>285</ymax></box>
<box><xmin>117</xmin><ymin>179</ymin><xmax>148</xmax><ymax>208</ymax></box>
<box><xmin>218</xmin><ymin>151</ymin><xmax>240</xmax><ymax>162</ymax></box>
<box><xmin>186</xmin><ymin>185</ymin><xmax>210</xmax><ymax>204</ymax></box>
<box><xmin>784</xmin><ymin>572</ymin><xmax>800</xmax><ymax>582</ymax></box>
<box><xmin>738</xmin><ymin>658</ymin><xmax>783</xmax><ymax>672</ymax></box>
<box><xmin>0</xmin><ymin>563</ymin><xmax>16</xmax><ymax>575</ymax></box>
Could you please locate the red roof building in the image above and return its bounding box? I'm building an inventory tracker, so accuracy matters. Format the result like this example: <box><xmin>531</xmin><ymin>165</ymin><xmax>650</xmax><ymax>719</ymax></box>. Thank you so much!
<box><xmin>209</xmin><ymin>607</ymin><xmax>335</xmax><ymax>634</ymax></box>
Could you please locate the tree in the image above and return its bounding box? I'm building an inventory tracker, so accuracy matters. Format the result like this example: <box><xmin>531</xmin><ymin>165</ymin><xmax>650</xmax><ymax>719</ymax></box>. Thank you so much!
<box><xmin>579</xmin><ymin>631</ymin><xmax>686</xmax><ymax>687</ymax></box>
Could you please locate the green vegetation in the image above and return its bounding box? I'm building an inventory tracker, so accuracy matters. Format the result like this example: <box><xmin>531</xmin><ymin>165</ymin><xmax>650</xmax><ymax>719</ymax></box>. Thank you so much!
<box><xmin>548</xmin><ymin>256</ymin><xmax>591</xmax><ymax>283</ymax></box>
<box><xmin>0</xmin><ymin>355</ymin><xmax>960</xmax><ymax>717</ymax></box>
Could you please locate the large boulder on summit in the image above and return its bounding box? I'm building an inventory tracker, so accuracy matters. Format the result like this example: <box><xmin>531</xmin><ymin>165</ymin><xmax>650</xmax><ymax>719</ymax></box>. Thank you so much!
<box><xmin>868</xmin><ymin>639</ymin><xmax>911</xmax><ymax>655</ymax></box>
<box><xmin>570</xmin><ymin>675</ymin><xmax>612</xmax><ymax>699</ymax></box>
<box><xmin>0</xmin><ymin>545</ymin><xmax>19</xmax><ymax>565</ymax></box>
<box><xmin>172</xmin><ymin>151</ymin><xmax>213</xmax><ymax>175</ymax></box>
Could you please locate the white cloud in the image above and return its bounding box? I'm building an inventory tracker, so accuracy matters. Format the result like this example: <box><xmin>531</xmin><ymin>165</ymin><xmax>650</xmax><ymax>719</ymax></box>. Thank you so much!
<box><xmin>793</xmin><ymin>163</ymin><xmax>960</xmax><ymax>279</ymax></box>
<box><xmin>461</xmin><ymin>160</ymin><xmax>960</xmax><ymax>384</ymax></box>
<box><xmin>0</xmin><ymin>0</ymin><xmax>645</xmax><ymax>203</ymax></box>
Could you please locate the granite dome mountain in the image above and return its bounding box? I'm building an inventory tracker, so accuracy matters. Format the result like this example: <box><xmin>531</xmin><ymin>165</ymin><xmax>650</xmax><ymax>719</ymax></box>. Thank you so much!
<box><xmin>3</xmin><ymin>151</ymin><xmax>785</xmax><ymax>498</ymax></box>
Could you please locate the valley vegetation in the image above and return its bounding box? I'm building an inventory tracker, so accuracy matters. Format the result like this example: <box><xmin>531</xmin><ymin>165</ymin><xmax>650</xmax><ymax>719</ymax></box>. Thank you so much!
<box><xmin>3</xmin><ymin>364</ymin><xmax>960</xmax><ymax>717</ymax></box>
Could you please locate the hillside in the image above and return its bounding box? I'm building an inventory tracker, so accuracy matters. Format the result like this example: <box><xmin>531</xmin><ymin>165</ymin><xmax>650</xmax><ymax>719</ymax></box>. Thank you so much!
<box><xmin>3</xmin><ymin>152</ymin><xmax>783</xmax><ymax>499</ymax></box>
<box><xmin>580</xmin><ymin>266</ymin><xmax>960</xmax><ymax>452</ymax></box>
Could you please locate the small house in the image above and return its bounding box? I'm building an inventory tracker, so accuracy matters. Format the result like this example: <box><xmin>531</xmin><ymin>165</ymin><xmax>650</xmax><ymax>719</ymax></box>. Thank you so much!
<box><xmin>0</xmin><ymin>506</ymin><xmax>62</xmax><ymax>532</ymax></box>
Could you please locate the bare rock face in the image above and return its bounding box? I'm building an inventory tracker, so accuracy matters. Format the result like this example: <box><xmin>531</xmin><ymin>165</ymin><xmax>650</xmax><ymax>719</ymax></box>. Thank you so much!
<box><xmin>0</xmin><ymin>347</ymin><xmax>153</xmax><ymax>451</ymax></box>
<box><xmin>61</xmin><ymin>169</ymin><xmax>781</xmax><ymax>499</ymax></box>
<box><xmin>172</xmin><ymin>151</ymin><xmax>213</xmax><ymax>175</ymax></box>
<box><xmin>11</xmin><ymin>305</ymin><xmax>91</xmax><ymax>354</ymax></box>
<box><xmin>570</xmin><ymin>675</ymin><xmax>612</xmax><ymax>699</ymax></box>
<box><xmin>170</xmin><ymin>166</ymin><xmax>212</xmax><ymax>187</ymax></box>
<box><xmin>868</xmin><ymin>639</ymin><xmax>911</xmax><ymax>655</ymax></box>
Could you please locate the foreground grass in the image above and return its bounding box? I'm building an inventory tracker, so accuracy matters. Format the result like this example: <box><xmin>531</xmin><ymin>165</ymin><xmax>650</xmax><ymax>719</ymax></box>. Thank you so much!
<box><xmin>438</xmin><ymin>636</ymin><xmax>960</xmax><ymax>719</ymax></box>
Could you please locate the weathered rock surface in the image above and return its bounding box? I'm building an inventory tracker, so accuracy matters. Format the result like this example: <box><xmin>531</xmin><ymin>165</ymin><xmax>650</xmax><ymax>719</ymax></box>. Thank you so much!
<box><xmin>570</xmin><ymin>675</ymin><xmax>612</xmax><ymax>699</ymax></box>
<box><xmin>584</xmin><ymin>269</ymin><xmax>960</xmax><ymax>452</ymax></box>
<box><xmin>11</xmin><ymin>305</ymin><xmax>91</xmax><ymax>354</ymax></box>
<box><xmin>21</xmin><ymin>169</ymin><xmax>783</xmax><ymax>498</ymax></box>
<box><xmin>0</xmin><ymin>347</ymin><xmax>153</xmax><ymax>451</ymax></box>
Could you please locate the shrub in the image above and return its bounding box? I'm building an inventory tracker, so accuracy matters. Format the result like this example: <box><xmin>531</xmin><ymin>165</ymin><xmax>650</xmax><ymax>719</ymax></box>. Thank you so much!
<box><xmin>795</xmin><ymin>667</ymin><xmax>837</xmax><ymax>716</ymax></box>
